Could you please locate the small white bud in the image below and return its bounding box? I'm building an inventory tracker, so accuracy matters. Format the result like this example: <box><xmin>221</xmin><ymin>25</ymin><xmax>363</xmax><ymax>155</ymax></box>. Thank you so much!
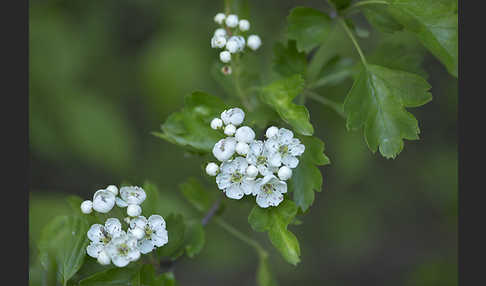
<box><xmin>106</xmin><ymin>185</ymin><xmax>118</xmax><ymax>195</ymax></box>
<box><xmin>221</xmin><ymin>65</ymin><xmax>232</xmax><ymax>75</ymax></box>
<box><xmin>210</xmin><ymin>118</ymin><xmax>223</xmax><ymax>129</ymax></box>
<box><xmin>236</xmin><ymin>142</ymin><xmax>250</xmax><ymax>155</ymax></box>
<box><xmin>206</xmin><ymin>162</ymin><xmax>219</xmax><ymax>176</ymax></box>
<box><xmin>212</xmin><ymin>137</ymin><xmax>237</xmax><ymax>161</ymax></box>
<box><xmin>225</xmin><ymin>39</ymin><xmax>239</xmax><ymax>53</ymax></box>
<box><xmin>92</xmin><ymin>190</ymin><xmax>116</xmax><ymax>213</ymax></box>
<box><xmin>278</xmin><ymin>166</ymin><xmax>292</xmax><ymax>181</ymax></box>
<box><xmin>246</xmin><ymin>165</ymin><xmax>258</xmax><ymax>178</ymax></box>
<box><xmin>127</xmin><ymin>204</ymin><xmax>142</xmax><ymax>217</ymax></box>
<box><xmin>211</xmin><ymin>36</ymin><xmax>227</xmax><ymax>49</ymax></box>
<box><xmin>80</xmin><ymin>200</ymin><xmax>93</xmax><ymax>214</ymax></box>
<box><xmin>247</xmin><ymin>35</ymin><xmax>262</xmax><ymax>51</ymax></box>
<box><xmin>220</xmin><ymin>51</ymin><xmax>231</xmax><ymax>63</ymax></box>
<box><xmin>239</xmin><ymin>19</ymin><xmax>250</xmax><ymax>31</ymax></box>
<box><xmin>97</xmin><ymin>250</ymin><xmax>111</xmax><ymax>265</ymax></box>
<box><xmin>225</xmin><ymin>14</ymin><xmax>238</xmax><ymax>28</ymax></box>
<box><xmin>224</xmin><ymin>124</ymin><xmax>236</xmax><ymax>136</ymax></box>
<box><xmin>266</xmin><ymin>126</ymin><xmax>279</xmax><ymax>138</ymax></box>
<box><xmin>221</xmin><ymin>108</ymin><xmax>245</xmax><ymax>126</ymax></box>
<box><xmin>235</xmin><ymin>126</ymin><xmax>255</xmax><ymax>143</ymax></box>
<box><xmin>214</xmin><ymin>28</ymin><xmax>227</xmax><ymax>38</ymax></box>
<box><xmin>130</xmin><ymin>227</ymin><xmax>145</xmax><ymax>240</ymax></box>
<box><xmin>227</xmin><ymin>36</ymin><xmax>245</xmax><ymax>53</ymax></box>
<box><xmin>214</xmin><ymin>13</ymin><xmax>226</xmax><ymax>25</ymax></box>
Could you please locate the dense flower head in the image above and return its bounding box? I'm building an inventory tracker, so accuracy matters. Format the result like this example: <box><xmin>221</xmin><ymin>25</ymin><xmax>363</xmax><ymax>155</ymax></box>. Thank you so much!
<box><xmin>206</xmin><ymin>107</ymin><xmax>305</xmax><ymax>208</ymax></box>
<box><xmin>81</xmin><ymin>184</ymin><xmax>168</xmax><ymax>267</ymax></box>
<box><xmin>210</xmin><ymin>12</ymin><xmax>262</xmax><ymax>71</ymax></box>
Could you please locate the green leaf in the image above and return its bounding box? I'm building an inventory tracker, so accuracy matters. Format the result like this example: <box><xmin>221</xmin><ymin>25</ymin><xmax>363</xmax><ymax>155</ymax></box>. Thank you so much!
<box><xmin>141</xmin><ymin>181</ymin><xmax>162</xmax><ymax>216</ymax></box>
<box><xmin>132</xmin><ymin>264</ymin><xmax>177</xmax><ymax>286</ymax></box>
<box><xmin>368</xmin><ymin>32</ymin><xmax>428</xmax><ymax>78</ymax></box>
<box><xmin>179</xmin><ymin>177</ymin><xmax>214</xmax><ymax>213</ymax></box>
<box><xmin>248</xmin><ymin>200</ymin><xmax>301</xmax><ymax>265</ymax></box>
<box><xmin>155</xmin><ymin>91</ymin><xmax>226</xmax><ymax>153</ymax></box>
<box><xmin>362</xmin><ymin>5</ymin><xmax>404</xmax><ymax>33</ymax></box>
<box><xmin>287</xmin><ymin>7</ymin><xmax>332</xmax><ymax>52</ymax></box>
<box><xmin>328</xmin><ymin>0</ymin><xmax>352</xmax><ymax>10</ymax></box>
<box><xmin>156</xmin><ymin>213</ymin><xmax>186</xmax><ymax>259</ymax></box>
<box><xmin>79</xmin><ymin>265</ymin><xmax>140</xmax><ymax>286</ymax></box>
<box><xmin>183</xmin><ymin>220</ymin><xmax>205</xmax><ymax>258</ymax></box>
<box><xmin>386</xmin><ymin>0</ymin><xmax>458</xmax><ymax>77</ymax></box>
<box><xmin>38</xmin><ymin>215</ymin><xmax>89</xmax><ymax>285</ymax></box>
<box><xmin>260</xmin><ymin>74</ymin><xmax>313</xmax><ymax>136</ymax></box>
<box><xmin>344</xmin><ymin>64</ymin><xmax>432</xmax><ymax>158</ymax></box>
<box><xmin>309</xmin><ymin>55</ymin><xmax>355</xmax><ymax>89</ymax></box>
<box><xmin>272</xmin><ymin>40</ymin><xmax>307</xmax><ymax>78</ymax></box>
<box><xmin>257</xmin><ymin>253</ymin><xmax>278</xmax><ymax>286</ymax></box>
<box><xmin>289</xmin><ymin>136</ymin><xmax>330</xmax><ymax>212</ymax></box>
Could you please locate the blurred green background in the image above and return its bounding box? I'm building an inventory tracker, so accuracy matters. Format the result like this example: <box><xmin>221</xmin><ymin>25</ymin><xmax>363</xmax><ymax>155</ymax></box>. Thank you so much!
<box><xmin>29</xmin><ymin>0</ymin><xmax>457</xmax><ymax>285</ymax></box>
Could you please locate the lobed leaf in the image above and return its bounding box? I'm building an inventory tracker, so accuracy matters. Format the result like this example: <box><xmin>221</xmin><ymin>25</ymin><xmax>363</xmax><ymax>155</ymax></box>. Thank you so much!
<box><xmin>272</xmin><ymin>40</ymin><xmax>307</xmax><ymax>78</ymax></box>
<box><xmin>260</xmin><ymin>74</ymin><xmax>313</xmax><ymax>136</ymax></box>
<box><xmin>248</xmin><ymin>200</ymin><xmax>301</xmax><ymax>265</ymax></box>
<box><xmin>344</xmin><ymin>64</ymin><xmax>432</xmax><ymax>158</ymax></box>
<box><xmin>287</xmin><ymin>7</ymin><xmax>332</xmax><ymax>53</ymax></box>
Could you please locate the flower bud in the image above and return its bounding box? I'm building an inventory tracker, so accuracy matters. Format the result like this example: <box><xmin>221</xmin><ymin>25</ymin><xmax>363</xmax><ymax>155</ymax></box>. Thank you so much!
<box><xmin>214</xmin><ymin>28</ymin><xmax>227</xmax><ymax>38</ymax></box>
<box><xmin>211</xmin><ymin>36</ymin><xmax>226</xmax><ymax>48</ymax></box>
<box><xmin>106</xmin><ymin>185</ymin><xmax>118</xmax><ymax>195</ymax></box>
<box><xmin>210</xmin><ymin>118</ymin><xmax>223</xmax><ymax>130</ymax></box>
<box><xmin>225</xmin><ymin>14</ymin><xmax>238</xmax><ymax>28</ymax></box>
<box><xmin>246</xmin><ymin>165</ymin><xmax>259</xmax><ymax>178</ymax></box>
<box><xmin>235</xmin><ymin>126</ymin><xmax>255</xmax><ymax>143</ymax></box>
<box><xmin>236</xmin><ymin>142</ymin><xmax>250</xmax><ymax>155</ymax></box>
<box><xmin>80</xmin><ymin>200</ymin><xmax>93</xmax><ymax>214</ymax></box>
<box><xmin>247</xmin><ymin>35</ymin><xmax>262</xmax><ymax>51</ymax></box>
<box><xmin>220</xmin><ymin>51</ymin><xmax>231</xmax><ymax>63</ymax></box>
<box><xmin>212</xmin><ymin>137</ymin><xmax>237</xmax><ymax>161</ymax></box>
<box><xmin>221</xmin><ymin>108</ymin><xmax>245</xmax><ymax>126</ymax></box>
<box><xmin>214</xmin><ymin>13</ymin><xmax>226</xmax><ymax>25</ymax></box>
<box><xmin>127</xmin><ymin>204</ymin><xmax>142</xmax><ymax>217</ymax></box>
<box><xmin>265</xmin><ymin>126</ymin><xmax>279</xmax><ymax>138</ymax></box>
<box><xmin>206</xmin><ymin>162</ymin><xmax>219</xmax><ymax>176</ymax></box>
<box><xmin>238</xmin><ymin>19</ymin><xmax>250</xmax><ymax>31</ymax></box>
<box><xmin>224</xmin><ymin>124</ymin><xmax>236</xmax><ymax>136</ymax></box>
<box><xmin>92</xmin><ymin>190</ymin><xmax>115</xmax><ymax>213</ymax></box>
<box><xmin>278</xmin><ymin>166</ymin><xmax>292</xmax><ymax>181</ymax></box>
<box><xmin>221</xmin><ymin>65</ymin><xmax>232</xmax><ymax>75</ymax></box>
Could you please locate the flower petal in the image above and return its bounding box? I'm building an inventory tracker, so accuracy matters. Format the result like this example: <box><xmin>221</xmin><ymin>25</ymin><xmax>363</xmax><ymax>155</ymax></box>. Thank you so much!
<box><xmin>86</xmin><ymin>242</ymin><xmax>104</xmax><ymax>258</ymax></box>
<box><xmin>224</xmin><ymin>184</ymin><xmax>245</xmax><ymax>199</ymax></box>
<box><xmin>87</xmin><ymin>224</ymin><xmax>104</xmax><ymax>242</ymax></box>
<box><xmin>138</xmin><ymin>239</ymin><xmax>155</xmax><ymax>254</ymax></box>
<box><xmin>148</xmin><ymin>215</ymin><xmax>166</xmax><ymax>229</ymax></box>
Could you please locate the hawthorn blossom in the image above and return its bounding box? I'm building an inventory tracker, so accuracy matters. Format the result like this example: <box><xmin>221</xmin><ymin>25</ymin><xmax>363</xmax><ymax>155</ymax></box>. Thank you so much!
<box><xmin>254</xmin><ymin>175</ymin><xmax>287</xmax><ymax>208</ymax></box>
<box><xmin>129</xmin><ymin>215</ymin><xmax>168</xmax><ymax>254</ymax></box>
<box><xmin>265</xmin><ymin>128</ymin><xmax>305</xmax><ymax>168</ymax></box>
<box><xmin>216</xmin><ymin>157</ymin><xmax>257</xmax><ymax>199</ymax></box>
<box><xmin>105</xmin><ymin>232</ymin><xmax>141</xmax><ymax>267</ymax></box>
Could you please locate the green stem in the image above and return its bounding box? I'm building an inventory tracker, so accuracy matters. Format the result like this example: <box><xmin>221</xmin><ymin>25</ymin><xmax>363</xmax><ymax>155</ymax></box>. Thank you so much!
<box><xmin>224</xmin><ymin>0</ymin><xmax>232</xmax><ymax>14</ymax></box>
<box><xmin>338</xmin><ymin>17</ymin><xmax>368</xmax><ymax>66</ymax></box>
<box><xmin>215</xmin><ymin>217</ymin><xmax>267</xmax><ymax>256</ymax></box>
<box><xmin>305</xmin><ymin>90</ymin><xmax>345</xmax><ymax>118</ymax></box>
<box><xmin>231</xmin><ymin>54</ymin><xmax>252</xmax><ymax>110</ymax></box>
<box><xmin>348</xmin><ymin>0</ymin><xmax>388</xmax><ymax>10</ymax></box>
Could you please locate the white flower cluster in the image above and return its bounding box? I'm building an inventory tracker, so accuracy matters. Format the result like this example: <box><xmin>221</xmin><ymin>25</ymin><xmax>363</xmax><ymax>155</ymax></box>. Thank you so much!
<box><xmin>207</xmin><ymin>108</ymin><xmax>305</xmax><ymax>208</ymax></box>
<box><xmin>81</xmin><ymin>185</ymin><xmax>168</xmax><ymax>267</ymax></box>
<box><xmin>211</xmin><ymin>12</ymin><xmax>262</xmax><ymax>70</ymax></box>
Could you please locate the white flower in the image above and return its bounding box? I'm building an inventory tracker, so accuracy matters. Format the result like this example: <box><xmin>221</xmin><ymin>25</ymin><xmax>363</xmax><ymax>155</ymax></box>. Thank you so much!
<box><xmin>105</xmin><ymin>232</ymin><xmax>141</xmax><ymax>267</ymax></box>
<box><xmin>254</xmin><ymin>175</ymin><xmax>287</xmax><ymax>208</ymax></box>
<box><xmin>81</xmin><ymin>200</ymin><xmax>93</xmax><ymax>214</ymax></box>
<box><xmin>265</xmin><ymin>128</ymin><xmax>305</xmax><ymax>168</ymax></box>
<box><xmin>220</xmin><ymin>51</ymin><xmax>231</xmax><ymax>63</ymax></box>
<box><xmin>246</xmin><ymin>140</ymin><xmax>278</xmax><ymax>176</ymax></box>
<box><xmin>119</xmin><ymin>186</ymin><xmax>147</xmax><ymax>205</ymax></box>
<box><xmin>106</xmin><ymin>185</ymin><xmax>118</xmax><ymax>195</ymax></box>
<box><xmin>214</xmin><ymin>28</ymin><xmax>227</xmax><ymax>38</ymax></box>
<box><xmin>210</xmin><ymin>118</ymin><xmax>223</xmax><ymax>130</ymax></box>
<box><xmin>236</xmin><ymin>142</ymin><xmax>249</xmax><ymax>155</ymax></box>
<box><xmin>127</xmin><ymin>204</ymin><xmax>142</xmax><ymax>217</ymax></box>
<box><xmin>224</xmin><ymin>124</ymin><xmax>236</xmax><ymax>136</ymax></box>
<box><xmin>265</xmin><ymin>126</ymin><xmax>279</xmax><ymax>138</ymax></box>
<box><xmin>247</xmin><ymin>35</ymin><xmax>262</xmax><ymax>51</ymax></box>
<box><xmin>226</xmin><ymin>36</ymin><xmax>245</xmax><ymax>53</ymax></box>
<box><xmin>239</xmin><ymin>19</ymin><xmax>250</xmax><ymax>31</ymax></box>
<box><xmin>216</xmin><ymin>157</ymin><xmax>257</xmax><ymax>199</ymax></box>
<box><xmin>277</xmin><ymin>166</ymin><xmax>292</xmax><ymax>181</ymax></box>
<box><xmin>86</xmin><ymin>218</ymin><xmax>123</xmax><ymax>260</ymax></box>
<box><xmin>246</xmin><ymin>165</ymin><xmax>258</xmax><ymax>178</ymax></box>
<box><xmin>212</xmin><ymin>137</ymin><xmax>237</xmax><ymax>162</ymax></box>
<box><xmin>214</xmin><ymin>13</ymin><xmax>226</xmax><ymax>25</ymax></box>
<box><xmin>221</xmin><ymin>108</ymin><xmax>245</xmax><ymax>126</ymax></box>
<box><xmin>92</xmin><ymin>189</ymin><xmax>116</xmax><ymax>213</ymax></box>
<box><xmin>97</xmin><ymin>250</ymin><xmax>111</xmax><ymax>265</ymax></box>
<box><xmin>206</xmin><ymin>162</ymin><xmax>219</xmax><ymax>176</ymax></box>
<box><xmin>129</xmin><ymin>215</ymin><xmax>168</xmax><ymax>254</ymax></box>
<box><xmin>235</xmin><ymin>126</ymin><xmax>255</xmax><ymax>143</ymax></box>
<box><xmin>225</xmin><ymin>14</ymin><xmax>238</xmax><ymax>27</ymax></box>
<box><xmin>211</xmin><ymin>36</ymin><xmax>227</xmax><ymax>49</ymax></box>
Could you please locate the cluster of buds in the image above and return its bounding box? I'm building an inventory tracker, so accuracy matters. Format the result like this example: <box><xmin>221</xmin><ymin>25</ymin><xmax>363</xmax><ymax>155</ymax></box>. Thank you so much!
<box><xmin>80</xmin><ymin>185</ymin><xmax>168</xmax><ymax>267</ymax></box>
<box><xmin>211</xmin><ymin>12</ymin><xmax>262</xmax><ymax>75</ymax></box>
<box><xmin>206</xmin><ymin>108</ymin><xmax>305</xmax><ymax>208</ymax></box>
